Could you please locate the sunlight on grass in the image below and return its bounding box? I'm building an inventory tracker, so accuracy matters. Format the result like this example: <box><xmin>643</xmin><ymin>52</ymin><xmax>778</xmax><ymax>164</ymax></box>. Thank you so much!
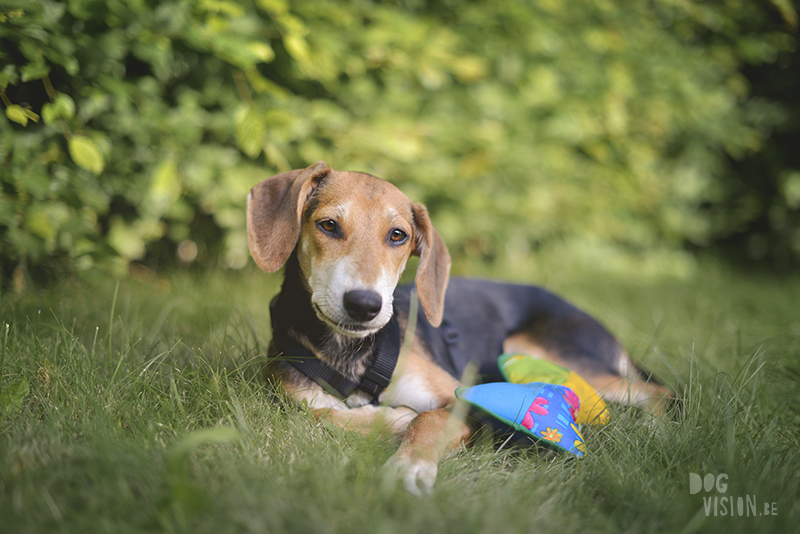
<box><xmin>1</xmin><ymin>264</ymin><xmax>798</xmax><ymax>533</ymax></box>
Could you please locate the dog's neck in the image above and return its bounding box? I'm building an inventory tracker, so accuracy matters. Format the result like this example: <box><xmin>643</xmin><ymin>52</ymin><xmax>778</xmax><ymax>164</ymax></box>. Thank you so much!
<box><xmin>270</xmin><ymin>251</ymin><xmax>380</xmax><ymax>380</ymax></box>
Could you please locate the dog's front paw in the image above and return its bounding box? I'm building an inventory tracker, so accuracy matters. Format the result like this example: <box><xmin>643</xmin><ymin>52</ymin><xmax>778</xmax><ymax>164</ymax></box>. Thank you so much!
<box><xmin>383</xmin><ymin>452</ymin><xmax>438</xmax><ymax>496</ymax></box>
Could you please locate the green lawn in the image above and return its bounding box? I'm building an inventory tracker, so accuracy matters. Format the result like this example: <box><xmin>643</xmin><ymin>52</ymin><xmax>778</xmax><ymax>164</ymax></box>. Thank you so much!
<box><xmin>1</xmin><ymin>262</ymin><xmax>798</xmax><ymax>533</ymax></box>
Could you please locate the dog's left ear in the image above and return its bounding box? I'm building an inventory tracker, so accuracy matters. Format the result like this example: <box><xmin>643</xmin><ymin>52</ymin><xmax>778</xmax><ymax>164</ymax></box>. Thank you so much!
<box><xmin>412</xmin><ymin>204</ymin><xmax>451</xmax><ymax>327</ymax></box>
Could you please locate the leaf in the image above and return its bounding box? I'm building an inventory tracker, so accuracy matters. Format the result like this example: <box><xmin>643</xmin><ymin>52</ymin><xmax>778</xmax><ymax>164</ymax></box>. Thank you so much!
<box><xmin>0</xmin><ymin>377</ymin><xmax>30</xmax><ymax>418</ymax></box>
<box><xmin>107</xmin><ymin>217</ymin><xmax>148</xmax><ymax>260</ymax></box>
<box><xmin>0</xmin><ymin>65</ymin><xmax>18</xmax><ymax>89</ymax></box>
<box><xmin>148</xmin><ymin>157</ymin><xmax>181</xmax><ymax>216</ymax></box>
<box><xmin>769</xmin><ymin>0</ymin><xmax>798</xmax><ymax>27</ymax></box>
<box><xmin>106</xmin><ymin>225</ymin><xmax>141</xmax><ymax>259</ymax></box>
<box><xmin>6</xmin><ymin>105</ymin><xmax>29</xmax><ymax>126</ymax></box>
<box><xmin>451</xmin><ymin>56</ymin><xmax>488</xmax><ymax>84</ymax></box>
<box><xmin>20</xmin><ymin>62</ymin><xmax>51</xmax><ymax>82</ymax></box>
<box><xmin>54</xmin><ymin>93</ymin><xmax>76</xmax><ymax>119</ymax></box>
<box><xmin>247</xmin><ymin>41</ymin><xmax>275</xmax><ymax>63</ymax></box>
<box><xmin>212</xmin><ymin>36</ymin><xmax>274</xmax><ymax>69</ymax></box>
<box><xmin>283</xmin><ymin>34</ymin><xmax>315</xmax><ymax>76</ymax></box>
<box><xmin>782</xmin><ymin>171</ymin><xmax>800</xmax><ymax>209</ymax></box>
<box><xmin>26</xmin><ymin>206</ymin><xmax>58</xmax><ymax>242</ymax></box>
<box><xmin>41</xmin><ymin>103</ymin><xmax>57</xmax><ymax>124</ymax></box>
<box><xmin>42</xmin><ymin>93</ymin><xmax>76</xmax><ymax>124</ymax></box>
<box><xmin>68</xmin><ymin>135</ymin><xmax>105</xmax><ymax>174</ymax></box>
<box><xmin>235</xmin><ymin>106</ymin><xmax>266</xmax><ymax>158</ymax></box>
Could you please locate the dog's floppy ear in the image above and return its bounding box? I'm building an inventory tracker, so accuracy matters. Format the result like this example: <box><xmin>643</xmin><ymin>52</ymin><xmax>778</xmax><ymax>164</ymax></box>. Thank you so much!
<box><xmin>412</xmin><ymin>203</ymin><xmax>451</xmax><ymax>327</ymax></box>
<box><xmin>247</xmin><ymin>161</ymin><xmax>331</xmax><ymax>272</ymax></box>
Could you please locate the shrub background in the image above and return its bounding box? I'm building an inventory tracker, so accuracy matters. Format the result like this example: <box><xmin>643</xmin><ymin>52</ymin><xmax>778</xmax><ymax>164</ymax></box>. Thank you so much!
<box><xmin>1</xmin><ymin>0</ymin><xmax>798</xmax><ymax>288</ymax></box>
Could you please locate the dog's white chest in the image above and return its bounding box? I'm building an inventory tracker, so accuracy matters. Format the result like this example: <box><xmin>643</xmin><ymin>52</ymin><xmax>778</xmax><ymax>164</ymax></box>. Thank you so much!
<box><xmin>381</xmin><ymin>374</ymin><xmax>444</xmax><ymax>413</ymax></box>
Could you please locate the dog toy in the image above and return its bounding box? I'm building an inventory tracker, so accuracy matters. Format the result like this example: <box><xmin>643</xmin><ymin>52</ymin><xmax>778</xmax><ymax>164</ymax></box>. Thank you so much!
<box><xmin>498</xmin><ymin>354</ymin><xmax>610</xmax><ymax>425</ymax></box>
<box><xmin>455</xmin><ymin>382</ymin><xmax>586</xmax><ymax>457</ymax></box>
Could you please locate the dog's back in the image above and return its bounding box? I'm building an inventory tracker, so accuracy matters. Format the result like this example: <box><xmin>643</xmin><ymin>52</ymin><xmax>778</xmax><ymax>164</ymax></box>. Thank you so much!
<box><xmin>394</xmin><ymin>278</ymin><xmax>630</xmax><ymax>384</ymax></box>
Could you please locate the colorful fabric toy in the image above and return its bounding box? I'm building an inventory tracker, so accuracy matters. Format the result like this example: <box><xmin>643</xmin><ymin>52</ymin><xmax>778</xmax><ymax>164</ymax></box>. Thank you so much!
<box><xmin>455</xmin><ymin>382</ymin><xmax>586</xmax><ymax>457</ymax></box>
<box><xmin>498</xmin><ymin>354</ymin><xmax>610</xmax><ymax>425</ymax></box>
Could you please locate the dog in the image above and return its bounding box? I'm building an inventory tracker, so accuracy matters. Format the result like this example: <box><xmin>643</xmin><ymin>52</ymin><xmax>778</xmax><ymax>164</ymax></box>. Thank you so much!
<box><xmin>246</xmin><ymin>161</ymin><xmax>673</xmax><ymax>494</ymax></box>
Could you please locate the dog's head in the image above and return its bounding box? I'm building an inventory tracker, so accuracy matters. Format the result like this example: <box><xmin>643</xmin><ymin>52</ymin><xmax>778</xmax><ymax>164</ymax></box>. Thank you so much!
<box><xmin>247</xmin><ymin>161</ymin><xmax>451</xmax><ymax>337</ymax></box>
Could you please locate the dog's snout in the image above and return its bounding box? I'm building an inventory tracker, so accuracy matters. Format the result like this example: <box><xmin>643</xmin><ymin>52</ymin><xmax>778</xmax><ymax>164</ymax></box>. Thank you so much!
<box><xmin>343</xmin><ymin>290</ymin><xmax>382</xmax><ymax>322</ymax></box>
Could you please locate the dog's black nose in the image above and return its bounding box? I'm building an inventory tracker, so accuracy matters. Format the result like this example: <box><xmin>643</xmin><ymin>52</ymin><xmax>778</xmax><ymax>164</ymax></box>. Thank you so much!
<box><xmin>343</xmin><ymin>290</ymin><xmax>382</xmax><ymax>322</ymax></box>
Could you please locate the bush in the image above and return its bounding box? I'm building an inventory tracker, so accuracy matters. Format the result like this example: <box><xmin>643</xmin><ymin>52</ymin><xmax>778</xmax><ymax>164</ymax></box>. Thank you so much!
<box><xmin>1</xmin><ymin>0</ymin><xmax>797</xmax><ymax>289</ymax></box>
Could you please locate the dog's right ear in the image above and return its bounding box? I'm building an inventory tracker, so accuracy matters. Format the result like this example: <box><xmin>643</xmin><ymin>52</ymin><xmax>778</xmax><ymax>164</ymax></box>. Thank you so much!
<box><xmin>247</xmin><ymin>161</ymin><xmax>331</xmax><ymax>272</ymax></box>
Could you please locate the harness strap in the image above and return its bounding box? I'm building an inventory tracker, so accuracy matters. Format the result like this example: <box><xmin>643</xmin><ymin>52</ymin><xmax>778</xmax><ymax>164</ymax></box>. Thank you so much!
<box><xmin>357</xmin><ymin>316</ymin><xmax>400</xmax><ymax>397</ymax></box>
<box><xmin>275</xmin><ymin>314</ymin><xmax>401</xmax><ymax>401</ymax></box>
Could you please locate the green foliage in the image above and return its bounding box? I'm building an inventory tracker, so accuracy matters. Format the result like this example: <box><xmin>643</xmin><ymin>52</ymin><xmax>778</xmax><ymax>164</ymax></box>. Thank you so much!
<box><xmin>1</xmin><ymin>0</ymin><xmax>798</xmax><ymax>286</ymax></box>
<box><xmin>704</xmin><ymin>38</ymin><xmax>800</xmax><ymax>269</ymax></box>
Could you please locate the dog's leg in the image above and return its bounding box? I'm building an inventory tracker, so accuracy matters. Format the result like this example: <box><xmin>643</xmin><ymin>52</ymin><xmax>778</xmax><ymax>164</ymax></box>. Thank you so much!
<box><xmin>384</xmin><ymin>408</ymin><xmax>474</xmax><ymax>495</ymax></box>
<box><xmin>290</xmin><ymin>380</ymin><xmax>474</xmax><ymax>494</ymax></box>
<box><xmin>312</xmin><ymin>405</ymin><xmax>418</xmax><ymax>436</ymax></box>
<box><xmin>586</xmin><ymin>373</ymin><xmax>673</xmax><ymax>415</ymax></box>
<box><xmin>291</xmin><ymin>384</ymin><xmax>473</xmax><ymax>494</ymax></box>
<box><xmin>503</xmin><ymin>333</ymin><xmax>674</xmax><ymax>414</ymax></box>
<box><xmin>282</xmin><ymin>380</ymin><xmax>419</xmax><ymax>436</ymax></box>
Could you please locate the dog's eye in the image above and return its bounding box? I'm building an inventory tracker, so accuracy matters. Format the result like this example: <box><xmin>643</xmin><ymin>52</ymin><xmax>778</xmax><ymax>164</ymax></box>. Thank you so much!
<box><xmin>318</xmin><ymin>219</ymin><xmax>339</xmax><ymax>235</ymax></box>
<box><xmin>389</xmin><ymin>228</ymin><xmax>408</xmax><ymax>244</ymax></box>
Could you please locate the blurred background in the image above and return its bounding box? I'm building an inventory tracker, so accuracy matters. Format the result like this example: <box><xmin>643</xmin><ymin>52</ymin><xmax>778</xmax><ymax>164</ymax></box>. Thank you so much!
<box><xmin>1</xmin><ymin>0</ymin><xmax>798</xmax><ymax>291</ymax></box>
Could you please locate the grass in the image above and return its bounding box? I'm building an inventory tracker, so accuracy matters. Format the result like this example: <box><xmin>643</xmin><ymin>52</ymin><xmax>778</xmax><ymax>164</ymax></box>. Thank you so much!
<box><xmin>1</xmin><ymin>261</ymin><xmax>799</xmax><ymax>533</ymax></box>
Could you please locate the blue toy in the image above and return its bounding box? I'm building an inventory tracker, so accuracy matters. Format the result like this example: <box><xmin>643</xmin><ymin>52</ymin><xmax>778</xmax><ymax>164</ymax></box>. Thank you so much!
<box><xmin>455</xmin><ymin>382</ymin><xmax>586</xmax><ymax>457</ymax></box>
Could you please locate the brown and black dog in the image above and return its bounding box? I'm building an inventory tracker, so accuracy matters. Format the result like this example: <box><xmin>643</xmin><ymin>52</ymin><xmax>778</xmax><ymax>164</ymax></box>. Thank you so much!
<box><xmin>247</xmin><ymin>161</ymin><xmax>672</xmax><ymax>494</ymax></box>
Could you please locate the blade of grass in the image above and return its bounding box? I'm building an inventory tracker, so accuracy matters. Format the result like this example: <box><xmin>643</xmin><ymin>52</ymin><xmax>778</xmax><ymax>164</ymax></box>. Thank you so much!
<box><xmin>108</xmin><ymin>280</ymin><xmax>120</xmax><ymax>363</ymax></box>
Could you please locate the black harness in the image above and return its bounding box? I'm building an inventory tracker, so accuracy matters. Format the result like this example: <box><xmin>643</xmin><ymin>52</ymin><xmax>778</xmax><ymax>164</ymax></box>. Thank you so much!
<box><xmin>269</xmin><ymin>299</ymin><xmax>402</xmax><ymax>402</ymax></box>
<box><xmin>267</xmin><ymin>256</ymin><xmax>522</xmax><ymax>403</ymax></box>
